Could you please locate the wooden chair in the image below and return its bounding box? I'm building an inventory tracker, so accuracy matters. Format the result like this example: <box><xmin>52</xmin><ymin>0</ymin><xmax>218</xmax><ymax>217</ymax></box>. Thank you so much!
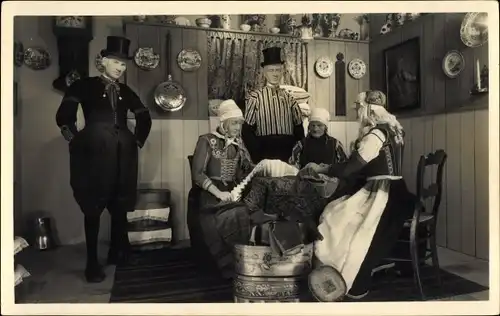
<box><xmin>385</xmin><ymin>149</ymin><xmax>447</xmax><ymax>300</ymax></box>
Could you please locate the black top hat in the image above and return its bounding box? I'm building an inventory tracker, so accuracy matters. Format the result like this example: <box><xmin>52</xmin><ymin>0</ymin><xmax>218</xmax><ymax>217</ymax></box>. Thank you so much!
<box><xmin>100</xmin><ymin>36</ymin><xmax>132</xmax><ymax>60</ymax></box>
<box><xmin>261</xmin><ymin>47</ymin><xmax>284</xmax><ymax>67</ymax></box>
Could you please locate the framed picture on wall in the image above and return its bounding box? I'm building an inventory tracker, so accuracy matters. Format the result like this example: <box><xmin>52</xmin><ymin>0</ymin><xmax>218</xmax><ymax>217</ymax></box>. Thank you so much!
<box><xmin>383</xmin><ymin>37</ymin><xmax>421</xmax><ymax>112</ymax></box>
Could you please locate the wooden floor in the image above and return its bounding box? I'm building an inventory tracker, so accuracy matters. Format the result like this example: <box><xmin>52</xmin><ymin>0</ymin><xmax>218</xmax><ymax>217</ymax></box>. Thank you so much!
<box><xmin>15</xmin><ymin>241</ymin><xmax>489</xmax><ymax>303</ymax></box>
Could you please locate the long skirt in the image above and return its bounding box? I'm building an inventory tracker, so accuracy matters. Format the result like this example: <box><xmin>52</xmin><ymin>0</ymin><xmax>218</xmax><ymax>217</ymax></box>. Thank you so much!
<box><xmin>314</xmin><ymin>178</ymin><xmax>414</xmax><ymax>292</ymax></box>
<box><xmin>187</xmin><ymin>185</ymin><xmax>252</xmax><ymax>279</ymax></box>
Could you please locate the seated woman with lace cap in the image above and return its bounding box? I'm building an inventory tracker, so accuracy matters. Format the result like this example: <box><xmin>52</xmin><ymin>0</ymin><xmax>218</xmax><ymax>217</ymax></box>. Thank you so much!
<box><xmin>187</xmin><ymin>100</ymin><xmax>255</xmax><ymax>279</ymax></box>
<box><xmin>306</xmin><ymin>90</ymin><xmax>416</xmax><ymax>302</ymax></box>
<box><xmin>289</xmin><ymin>107</ymin><xmax>348</xmax><ymax>169</ymax></box>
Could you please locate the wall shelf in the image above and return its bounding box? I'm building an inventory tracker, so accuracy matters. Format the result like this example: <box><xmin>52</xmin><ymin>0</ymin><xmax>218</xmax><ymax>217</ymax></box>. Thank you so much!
<box><xmin>124</xmin><ymin>21</ymin><xmax>370</xmax><ymax>44</ymax></box>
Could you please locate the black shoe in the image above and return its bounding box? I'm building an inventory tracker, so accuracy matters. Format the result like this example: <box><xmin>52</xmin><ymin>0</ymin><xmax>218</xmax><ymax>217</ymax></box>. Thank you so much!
<box><xmin>341</xmin><ymin>290</ymin><xmax>370</xmax><ymax>302</ymax></box>
<box><xmin>371</xmin><ymin>260</ymin><xmax>396</xmax><ymax>276</ymax></box>
<box><xmin>85</xmin><ymin>264</ymin><xmax>106</xmax><ymax>283</ymax></box>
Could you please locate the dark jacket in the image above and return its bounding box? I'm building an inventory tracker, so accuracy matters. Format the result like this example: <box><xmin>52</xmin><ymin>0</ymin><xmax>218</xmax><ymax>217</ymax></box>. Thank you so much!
<box><xmin>55</xmin><ymin>76</ymin><xmax>152</xmax><ymax>214</ymax></box>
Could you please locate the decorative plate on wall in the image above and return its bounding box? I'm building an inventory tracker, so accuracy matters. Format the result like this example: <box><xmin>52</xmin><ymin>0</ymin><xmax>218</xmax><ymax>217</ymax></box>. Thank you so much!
<box><xmin>460</xmin><ymin>12</ymin><xmax>488</xmax><ymax>48</ymax></box>
<box><xmin>177</xmin><ymin>49</ymin><xmax>202</xmax><ymax>72</ymax></box>
<box><xmin>95</xmin><ymin>53</ymin><xmax>105</xmax><ymax>72</ymax></box>
<box><xmin>23</xmin><ymin>47</ymin><xmax>51</xmax><ymax>70</ymax></box>
<box><xmin>348</xmin><ymin>58</ymin><xmax>367</xmax><ymax>80</ymax></box>
<box><xmin>134</xmin><ymin>47</ymin><xmax>160</xmax><ymax>71</ymax></box>
<box><xmin>315</xmin><ymin>56</ymin><xmax>334</xmax><ymax>78</ymax></box>
<box><xmin>442</xmin><ymin>50</ymin><xmax>465</xmax><ymax>78</ymax></box>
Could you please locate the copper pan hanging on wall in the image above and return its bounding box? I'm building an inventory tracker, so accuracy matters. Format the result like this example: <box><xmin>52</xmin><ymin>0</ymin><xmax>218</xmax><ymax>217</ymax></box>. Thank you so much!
<box><xmin>154</xmin><ymin>31</ymin><xmax>187</xmax><ymax>112</ymax></box>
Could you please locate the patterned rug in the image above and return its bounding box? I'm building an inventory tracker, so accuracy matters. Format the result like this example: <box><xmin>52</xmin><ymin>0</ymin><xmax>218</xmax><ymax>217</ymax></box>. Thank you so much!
<box><xmin>109</xmin><ymin>247</ymin><xmax>488</xmax><ymax>303</ymax></box>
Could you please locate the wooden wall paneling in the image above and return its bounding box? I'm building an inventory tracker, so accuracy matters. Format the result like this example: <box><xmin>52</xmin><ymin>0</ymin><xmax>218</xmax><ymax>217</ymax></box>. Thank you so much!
<box><xmin>182</xmin><ymin>120</ymin><xmax>201</xmax><ymax>240</ymax></box>
<box><xmin>198</xmin><ymin>120</ymin><xmax>210</xmax><ymax>135</ymax></box>
<box><xmin>368</xmin><ymin>14</ymin><xmax>389</xmax><ymax>42</ymax></box>
<box><xmin>344</xmin><ymin>42</ymin><xmax>359</xmax><ymax>120</ymax></box>
<box><xmin>307</xmin><ymin>41</ymin><xmax>316</xmax><ymax>106</ymax></box>
<box><xmin>460</xmin><ymin>111</ymin><xmax>476</xmax><ymax>256</ymax></box>
<box><xmin>444</xmin><ymin>112</ymin><xmax>462</xmax><ymax>251</ymax></box>
<box><xmin>422</xmin><ymin>14</ymin><xmax>436</xmax><ymax>112</ymax></box>
<box><xmin>328</xmin><ymin>41</ymin><xmax>345</xmax><ymax>116</ymax></box>
<box><xmin>410</xmin><ymin>117</ymin><xmax>426</xmax><ymax>195</ymax></box>
<box><xmin>197</xmin><ymin>30</ymin><xmax>209</xmax><ymax>120</ymax></box>
<box><xmin>345</xmin><ymin>122</ymin><xmax>359</xmax><ymax>155</ymax></box>
<box><xmin>161</xmin><ymin>120</ymin><xmax>186</xmax><ymax>242</ymax></box>
<box><xmin>457</xmin><ymin>47</ymin><xmax>475</xmax><ymax>107</ymax></box>
<box><xmin>432</xmin><ymin>14</ymin><xmax>447</xmax><ymax>113</ymax></box>
<box><xmin>423</xmin><ymin>116</ymin><xmax>434</xmax><ymax>215</ymax></box>
<box><xmin>399</xmin><ymin>118</ymin><xmax>413</xmax><ymax>191</ymax></box>
<box><xmin>125</xmin><ymin>24</ymin><xmax>139</xmax><ymax>96</ymax></box>
<box><xmin>137</xmin><ymin>25</ymin><xmax>164</xmax><ymax>119</ymax></box>
<box><xmin>443</xmin><ymin>14</ymin><xmax>463</xmax><ymax>110</ymax></box>
<box><xmin>180</xmin><ymin>28</ymin><xmax>200</xmax><ymax>120</ymax></box>
<box><xmin>313</xmin><ymin>41</ymin><xmax>331</xmax><ymax>112</ymax></box>
<box><xmin>327</xmin><ymin>122</ymin><xmax>346</xmax><ymax>153</ymax></box>
<box><xmin>474</xmin><ymin>109</ymin><xmax>489</xmax><ymax>259</ymax></box>
<box><xmin>130</xmin><ymin>119</ymin><xmax>163</xmax><ymax>188</ymax></box>
<box><xmin>368</xmin><ymin>37</ymin><xmax>383</xmax><ymax>91</ymax></box>
<box><xmin>374</xmin><ymin>30</ymin><xmax>403</xmax><ymax>96</ymax></box>
<box><xmin>357</xmin><ymin>42</ymin><xmax>370</xmax><ymax>95</ymax></box>
<box><xmin>400</xmin><ymin>16</ymin><xmax>424</xmax><ymax>114</ymax></box>
<box><xmin>162</xmin><ymin>27</ymin><xmax>184</xmax><ymax>120</ymax></box>
<box><xmin>432</xmin><ymin>114</ymin><xmax>447</xmax><ymax>247</ymax></box>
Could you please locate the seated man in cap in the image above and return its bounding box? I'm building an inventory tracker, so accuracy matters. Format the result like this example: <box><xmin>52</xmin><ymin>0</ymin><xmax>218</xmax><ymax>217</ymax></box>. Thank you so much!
<box><xmin>55</xmin><ymin>36</ymin><xmax>152</xmax><ymax>283</ymax></box>
<box><xmin>289</xmin><ymin>107</ymin><xmax>348</xmax><ymax>170</ymax></box>
<box><xmin>242</xmin><ymin>47</ymin><xmax>305</xmax><ymax>163</ymax></box>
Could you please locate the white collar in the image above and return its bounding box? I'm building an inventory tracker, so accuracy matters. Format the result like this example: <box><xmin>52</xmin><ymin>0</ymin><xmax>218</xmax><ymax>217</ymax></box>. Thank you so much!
<box><xmin>213</xmin><ymin>130</ymin><xmax>240</xmax><ymax>148</ymax></box>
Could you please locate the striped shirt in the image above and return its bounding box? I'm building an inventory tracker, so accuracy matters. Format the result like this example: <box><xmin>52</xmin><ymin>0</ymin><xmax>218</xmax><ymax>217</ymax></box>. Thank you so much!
<box><xmin>244</xmin><ymin>85</ymin><xmax>303</xmax><ymax>137</ymax></box>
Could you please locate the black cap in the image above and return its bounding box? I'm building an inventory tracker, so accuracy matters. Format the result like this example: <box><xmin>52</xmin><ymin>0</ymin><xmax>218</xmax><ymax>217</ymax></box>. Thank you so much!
<box><xmin>100</xmin><ymin>36</ymin><xmax>132</xmax><ymax>60</ymax></box>
<box><xmin>261</xmin><ymin>47</ymin><xmax>284</xmax><ymax>67</ymax></box>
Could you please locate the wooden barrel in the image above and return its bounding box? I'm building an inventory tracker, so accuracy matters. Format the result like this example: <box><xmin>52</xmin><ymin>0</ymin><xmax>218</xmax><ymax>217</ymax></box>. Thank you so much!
<box><xmin>128</xmin><ymin>189</ymin><xmax>172</xmax><ymax>251</ymax></box>
<box><xmin>233</xmin><ymin>243</ymin><xmax>313</xmax><ymax>303</ymax></box>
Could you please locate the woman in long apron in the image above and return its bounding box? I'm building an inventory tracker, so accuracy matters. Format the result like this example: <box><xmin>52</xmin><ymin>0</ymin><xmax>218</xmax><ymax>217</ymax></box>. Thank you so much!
<box><xmin>307</xmin><ymin>90</ymin><xmax>416</xmax><ymax>302</ymax></box>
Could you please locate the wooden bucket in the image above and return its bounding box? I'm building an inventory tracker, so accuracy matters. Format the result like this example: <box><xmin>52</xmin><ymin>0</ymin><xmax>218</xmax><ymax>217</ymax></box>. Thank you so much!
<box><xmin>233</xmin><ymin>243</ymin><xmax>313</xmax><ymax>303</ymax></box>
<box><xmin>234</xmin><ymin>243</ymin><xmax>314</xmax><ymax>277</ymax></box>
<box><xmin>233</xmin><ymin>274</ymin><xmax>305</xmax><ymax>303</ymax></box>
<box><xmin>128</xmin><ymin>189</ymin><xmax>172</xmax><ymax>250</ymax></box>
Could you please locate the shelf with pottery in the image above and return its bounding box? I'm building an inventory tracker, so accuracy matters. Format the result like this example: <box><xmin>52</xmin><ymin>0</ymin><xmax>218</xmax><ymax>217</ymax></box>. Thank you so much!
<box><xmin>124</xmin><ymin>20</ymin><xmax>370</xmax><ymax>44</ymax></box>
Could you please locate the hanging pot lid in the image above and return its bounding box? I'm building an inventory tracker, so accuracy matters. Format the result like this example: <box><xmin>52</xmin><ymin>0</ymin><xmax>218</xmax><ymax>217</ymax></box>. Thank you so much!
<box><xmin>154</xmin><ymin>31</ymin><xmax>187</xmax><ymax>112</ymax></box>
<box><xmin>460</xmin><ymin>12</ymin><xmax>488</xmax><ymax>48</ymax></box>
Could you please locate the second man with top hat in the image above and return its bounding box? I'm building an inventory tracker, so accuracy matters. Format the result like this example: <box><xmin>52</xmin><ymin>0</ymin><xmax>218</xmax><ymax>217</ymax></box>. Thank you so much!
<box><xmin>242</xmin><ymin>46</ymin><xmax>305</xmax><ymax>163</ymax></box>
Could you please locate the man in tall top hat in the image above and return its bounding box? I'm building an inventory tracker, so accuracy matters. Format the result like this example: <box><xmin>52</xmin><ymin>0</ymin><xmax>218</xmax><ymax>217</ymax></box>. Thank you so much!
<box><xmin>242</xmin><ymin>47</ymin><xmax>305</xmax><ymax>163</ymax></box>
<box><xmin>55</xmin><ymin>36</ymin><xmax>152</xmax><ymax>283</ymax></box>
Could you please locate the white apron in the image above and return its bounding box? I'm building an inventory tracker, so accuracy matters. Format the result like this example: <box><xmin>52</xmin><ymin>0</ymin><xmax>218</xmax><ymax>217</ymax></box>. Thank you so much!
<box><xmin>314</xmin><ymin>179</ymin><xmax>390</xmax><ymax>291</ymax></box>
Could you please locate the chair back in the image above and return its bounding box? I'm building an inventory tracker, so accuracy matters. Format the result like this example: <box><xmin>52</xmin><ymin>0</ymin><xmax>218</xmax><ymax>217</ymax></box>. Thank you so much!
<box><xmin>187</xmin><ymin>155</ymin><xmax>195</xmax><ymax>188</ymax></box>
<box><xmin>415</xmin><ymin>149</ymin><xmax>447</xmax><ymax>218</ymax></box>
